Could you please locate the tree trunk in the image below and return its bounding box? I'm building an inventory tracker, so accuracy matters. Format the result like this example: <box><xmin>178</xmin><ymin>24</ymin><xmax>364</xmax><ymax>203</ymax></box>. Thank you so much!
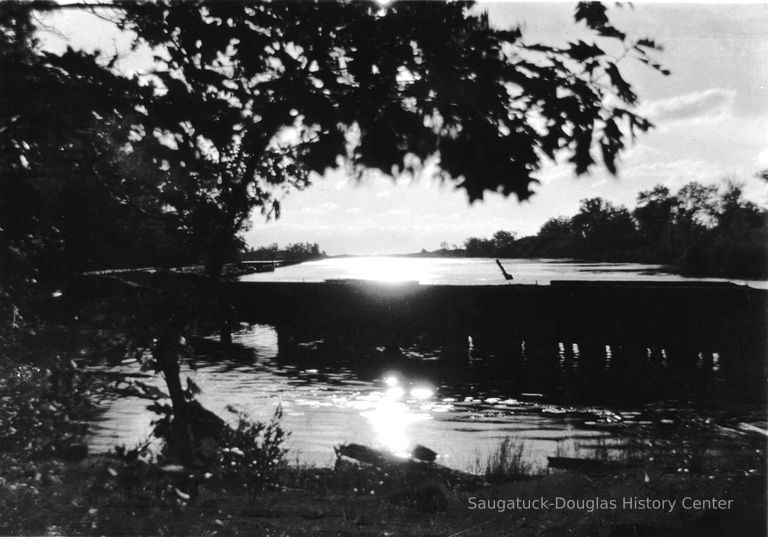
<box><xmin>156</xmin><ymin>332</ymin><xmax>193</xmax><ymax>464</ymax></box>
<box><xmin>207</xmin><ymin>239</ymin><xmax>233</xmax><ymax>346</ymax></box>
<box><xmin>219</xmin><ymin>306</ymin><xmax>233</xmax><ymax>346</ymax></box>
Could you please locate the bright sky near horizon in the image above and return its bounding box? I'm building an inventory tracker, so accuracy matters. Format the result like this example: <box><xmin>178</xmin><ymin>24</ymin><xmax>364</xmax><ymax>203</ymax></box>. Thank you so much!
<box><xmin>41</xmin><ymin>2</ymin><xmax>768</xmax><ymax>255</ymax></box>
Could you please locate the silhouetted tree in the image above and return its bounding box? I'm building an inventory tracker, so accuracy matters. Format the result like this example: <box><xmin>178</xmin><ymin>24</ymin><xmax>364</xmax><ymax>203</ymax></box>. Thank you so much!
<box><xmin>116</xmin><ymin>0</ymin><xmax>664</xmax><ymax>280</ymax></box>
<box><xmin>678</xmin><ymin>181</ymin><xmax>768</xmax><ymax>276</ymax></box>
<box><xmin>539</xmin><ymin>217</ymin><xmax>574</xmax><ymax>239</ymax></box>
<box><xmin>2</xmin><ymin>0</ymin><xmax>667</xmax><ymax>462</ymax></box>
<box><xmin>571</xmin><ymin>197</ymin><xmax>636</xmax><ymax>253</ymax></box>
<box><xmin>464</xmin><ymin>236</ymin><xmax>493</xmax><ymax>256</ymax></box>
<box><xmin>0</xmin><ymin>5</ymin><xmax>184</xmax><ymax>295</ymax></box>
<box><xmin>492</xmin><ymin>231</ymin><xmax>517</xmax><ymax>254</ymax></box>
<box><xmin>634</xmin><ymin>185</ymin><xmax>676</xmax><ymax>257</ymax></box>
<box><xmin>454</xmin><ymin>180</ymin><xmax>767</xmax><ymax>276</ymax></box>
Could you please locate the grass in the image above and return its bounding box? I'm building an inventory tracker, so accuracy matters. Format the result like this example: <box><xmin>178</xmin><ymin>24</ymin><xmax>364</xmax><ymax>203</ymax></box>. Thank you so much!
<box><xmin>475</xmin><ymin>436</ymin><xmax>537</xmax><ymax>483</ymax></box>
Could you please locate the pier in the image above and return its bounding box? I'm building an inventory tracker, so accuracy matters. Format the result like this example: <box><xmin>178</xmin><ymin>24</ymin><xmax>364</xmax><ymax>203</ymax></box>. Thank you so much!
<box><xmin>223</xmin><ymin>280</ymin><xmax>768</xmax><ymax>350</ymax></box>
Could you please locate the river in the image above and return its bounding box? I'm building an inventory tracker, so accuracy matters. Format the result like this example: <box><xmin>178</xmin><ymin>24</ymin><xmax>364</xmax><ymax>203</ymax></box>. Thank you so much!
<box><xmin>86</xmin><ymin>258</ymin><xmax>767</xmax><ymax>472</ymax></box>
<box><xmin>238</xmin><ymin>256</ymin><xmax>768</xmax><ymax>288</ymax></box>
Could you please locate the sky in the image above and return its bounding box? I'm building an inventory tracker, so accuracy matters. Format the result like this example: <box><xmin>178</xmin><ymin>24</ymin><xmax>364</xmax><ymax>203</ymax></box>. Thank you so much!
<box><xmin>41</xmin><ymin>2</ymin><xmax>768</xmax><ymax>255</ymax></box>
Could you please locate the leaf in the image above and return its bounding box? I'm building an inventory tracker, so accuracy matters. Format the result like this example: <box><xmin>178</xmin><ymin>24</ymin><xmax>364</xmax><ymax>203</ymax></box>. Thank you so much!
<box><xmin>574</xmin><ymin>2</ymin><xmax>610</xmax><ymax>30</ymax></box>
<box><xmin>605</xmin><ymin>63</ymin><xmax>636</xmax><ymax>104</ymax></box>
<box><xmin>636</xmin><ymin>38</ymin><xmax>663</xmax><ymax>51</ymax></box>
<box><xmin>569</xmin><ymin>127</ymin><xmax>595</xmax><ymax>175</ymax></box>
<box><xmin>600</xmin><ymin>118</ymin><xmax>623</xmax><ymax>175</ymax></box>
<box><xmin>566</xmin><ymin>41</ymin><xmax>605</xmax><ymax>62</ymax></box>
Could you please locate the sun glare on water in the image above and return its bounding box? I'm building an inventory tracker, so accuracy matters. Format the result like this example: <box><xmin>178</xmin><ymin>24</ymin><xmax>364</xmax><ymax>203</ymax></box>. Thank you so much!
<box><xmin>360</xmin><ymin>375</ymin><xmax>433</xmax><ymax>457</ymax></box>
<box><xmin>344</xmin><ymin>256</ymin><xmax>430</xmax><ymax>283</ymax></box>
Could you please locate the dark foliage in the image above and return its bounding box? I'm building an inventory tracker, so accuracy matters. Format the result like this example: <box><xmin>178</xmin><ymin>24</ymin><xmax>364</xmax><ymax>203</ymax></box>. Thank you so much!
<box><xmin>0</xmin><ymin>0</ymin><xmax>666</xmax><ymax>496</ymax></box>
<box><xmin>459</xmin><ymin>180</ymin><xmax>768</xmax><ymax>278</ymax></box>
<box><xmin>2</xmin><ymin>0</ymin><xmax>665</xmax><ymax>291</ymax></box>
<box><xmin>213</xmin><ymin>406</ymin><xmax>288</xmax><ymax>496</ymax></box>
<box><xmin>112</xmin><ymin>0</ymin><xmax>662</xmax><ymax>276</ymax></box>
<box><xmin>0</xmin><ymin>5</ymin><xmax>193</xmax><ymax>298</ymax></box>
<box><xmin>240</xmin><ymin>241</ymin><xmax>325</xmax><ymax>262</ymax></box>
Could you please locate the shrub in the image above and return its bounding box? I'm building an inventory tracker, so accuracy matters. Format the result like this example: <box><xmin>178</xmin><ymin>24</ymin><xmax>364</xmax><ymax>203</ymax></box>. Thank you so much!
<box><xmin>213</xmin><ymin>406</ymin><xmax>289</xmax><ymax>496</ymax></box>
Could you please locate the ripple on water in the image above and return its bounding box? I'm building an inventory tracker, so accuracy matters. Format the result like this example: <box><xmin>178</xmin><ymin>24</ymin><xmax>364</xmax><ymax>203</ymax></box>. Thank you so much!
<box><xmin>87</xmin><ymin>322</ymin><xmax>765</xmax><ymax>472</ymax></box>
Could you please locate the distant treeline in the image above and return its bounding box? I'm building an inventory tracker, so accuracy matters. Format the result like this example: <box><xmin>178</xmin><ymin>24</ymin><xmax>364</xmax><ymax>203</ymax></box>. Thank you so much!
<box><xmin>443</xmin><ymin>181</ymin><xmax>768</xmax><ymax>278</ymax></box>
<box><xmin>240</xmin><ymin>242</ymin><xmax>325</xmax><ymax>262</ymax></box>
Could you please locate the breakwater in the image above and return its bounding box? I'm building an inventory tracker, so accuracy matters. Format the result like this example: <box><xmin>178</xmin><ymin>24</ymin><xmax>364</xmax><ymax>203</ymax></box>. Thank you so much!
<box><xmin>223</xmin><ymin>280</ymin><xmax>767</xmax><ymax>350</ymax></box>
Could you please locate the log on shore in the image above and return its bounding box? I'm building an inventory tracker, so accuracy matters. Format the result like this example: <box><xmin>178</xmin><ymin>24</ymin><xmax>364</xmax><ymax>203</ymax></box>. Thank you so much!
<box><xmin>334</xmin><ymin>443</ymin><xmax>487</xmax><ymax>490</ymax></box>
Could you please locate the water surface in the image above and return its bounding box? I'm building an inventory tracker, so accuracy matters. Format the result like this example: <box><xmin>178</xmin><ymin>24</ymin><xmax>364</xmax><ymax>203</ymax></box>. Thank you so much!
<box><xmin>88</xmin><ymin>322</ymin><xmax>766</xmax><ymax>471</ymax></box>
<box><xmin>239</xmin><ymin>257</ymin><xmax>767</xmax><ymax>288</ymax></box>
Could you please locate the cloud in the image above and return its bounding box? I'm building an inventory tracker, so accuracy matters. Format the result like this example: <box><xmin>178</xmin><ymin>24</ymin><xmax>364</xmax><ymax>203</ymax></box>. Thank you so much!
<box><xmin>623</xmin><ymin>158</ymin><xmax>727</xmax><ymax>192</ymax></box>
<box><xmin>758</xmin><ymin>147</ymin><xmax>768</xmax><ymax>168</ymax></box>
<box><xmin>641</xmin><ymin>89</ymin><xmax>735</xmax><ymax>124</ymax></box>
<box><xmin>299</xmin><ymin>201</ymin><xmax>338</xmax><ymax>215</ymax></box>
<box><xmin>757</xmin><ymin>127</ymin><xmax>768</xmax><ymax>167</ymax></box>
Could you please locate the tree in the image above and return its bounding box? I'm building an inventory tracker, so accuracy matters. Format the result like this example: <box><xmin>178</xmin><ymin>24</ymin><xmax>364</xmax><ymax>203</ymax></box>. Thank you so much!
<box><xmin>571</xmin><ymin>197</ymin><xmax>636</xmax><ymax>253</ymax></box>
<box><xmin>3</xmin><ymin>0</ymin><xmax>666</xmax><ymax>462</ymax></box>
<box><xmin>634</xmin><ymin>185</ymin><xmax>676</xmax><ymax>256</ymax></box>
<box><xmin>1</xmin><ymin>6</ymin><xmax>147</xmax><ymax>290</ymax></box>
<box><xmin>0</xmin><ymin>3</ymin><xmax>206</xmax><ymax>298</ymax></box>
<box><xmin>5</xmin><ymin>0</ymin><xmax>666</xmax><ymax>288</ymax></box>
<box><xmin>717</xmin><ymin>181</ymin><xmax>763</xmax><ymax>236</ymax></box>
<box><xmin>539</xmin><ymin>217</ymin><xmax>574</xmax><ymax>239</ymax></box>
<box><xmin>492</xmin><ymin>230</ymin><xmax>517</xmax><ymax>253</ymax></box>
<box><xmin>463</xmin><ymin>236</ymin><xmax>492</xmax><ymax>256</ymax></box>
<box><xmin>115</xmin><ymin>0</ymin><xmax>664</xmax><ymax>280</ymax></box>
<box><xmin>674</xmin><ymin>182</ymin><xmax>720</xmax><ymax>229</ymax></box>
<box><xmin>687</xmin><ymin>181</ymin><xmax>768</xmax><ymax>277</ymax></box>
<box><xmin>666</xmin><ymin>182</ymin><xmax>719</xmax><ymax>265</ymax></box>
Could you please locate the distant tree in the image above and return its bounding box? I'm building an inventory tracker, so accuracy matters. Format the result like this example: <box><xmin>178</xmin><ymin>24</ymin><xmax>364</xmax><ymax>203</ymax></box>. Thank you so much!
<box><xmin>665</xmin><ymin>182</ymin><xmax>719</xmax><ymax>266</ymax></box>
<box><xmin>454</xmin><ymin>179</ymin><xmax>766</xmax><ymax>275</ymax></box>
<box><xmin>492</xmin><ymin>230</ymin><xmax>517</xmax><ymax>253</ymax></box>
<box><xmin>241</xmin><ymin>242</ymin><xmax>323</xmax><ymax>261</ymax></box>
<box><xmin>717</xmin><ymin>181</ymin><xmax>763</xmax><ymax>235</ymax></box>
<box><xmin>538</xmin><ymin>217</ymin><xmax>574</xmax><ymax>239</ymax></box>
<box><xmin>284</xmin><ymin>242</ymin><xmax>322</xmax><ymax>260</ymax></box>
<box><xmin>674</xmin><ymin>182</ymin><xmax>720</xmax><ymax>229</ymax></box>
<box><xmin>688</xmin><ymin>181</ymin><xmax>768</xmax><ymax>276</ymax></box>
<box><xmin>571</xmin><ymin>197</ymin><xmax>636</xmax><ymax>253</ymax></box>
<box><xmin>634</xmin><ymin>185</ymin><xmax>676</xmax><ymax>256</ymax></box>
<box><xmin>464</xmin><ymin>236</ymin><xmax>494</xmax><ymax>256</ymax></box>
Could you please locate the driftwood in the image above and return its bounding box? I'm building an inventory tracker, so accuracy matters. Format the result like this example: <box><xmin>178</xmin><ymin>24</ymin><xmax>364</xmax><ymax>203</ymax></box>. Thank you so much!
<box><xmin>334</xmin><ymin>443</ymin><xmax>486</xmax><ymax>490</ymax></box>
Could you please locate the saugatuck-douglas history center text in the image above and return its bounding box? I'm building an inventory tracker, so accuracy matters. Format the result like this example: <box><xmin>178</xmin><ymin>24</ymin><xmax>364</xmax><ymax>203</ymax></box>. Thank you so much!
<box><xmin>466</xmin><ymin>496</ymin><xmax>735</xmax><ymax>514</ymax></box>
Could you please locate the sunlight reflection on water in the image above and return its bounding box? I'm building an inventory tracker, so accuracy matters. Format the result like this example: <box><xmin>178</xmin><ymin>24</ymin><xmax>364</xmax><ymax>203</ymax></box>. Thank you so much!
<box><xmin>87</xmin><ymin>321</ymin><xmax>765</xmax><ymax>471</ymax></box>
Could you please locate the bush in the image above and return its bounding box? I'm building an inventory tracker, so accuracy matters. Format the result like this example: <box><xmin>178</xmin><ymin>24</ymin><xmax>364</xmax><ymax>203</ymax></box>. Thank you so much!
<box><xmin>213</xmin><ymin>406</ymin><xmax>289</xmax><ymax>497</ymax></box>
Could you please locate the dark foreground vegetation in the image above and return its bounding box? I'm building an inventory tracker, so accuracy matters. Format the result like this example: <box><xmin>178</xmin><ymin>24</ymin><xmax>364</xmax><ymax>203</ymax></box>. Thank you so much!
<box><xmin>434</xmin><ymin>180</ymin><xmax>768</xmax><ymax>278</ymax></box>
<box><xmin>2</xmin><ymin>291</ymin><xmax>765</xmax><ymax>536</ymax></box>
